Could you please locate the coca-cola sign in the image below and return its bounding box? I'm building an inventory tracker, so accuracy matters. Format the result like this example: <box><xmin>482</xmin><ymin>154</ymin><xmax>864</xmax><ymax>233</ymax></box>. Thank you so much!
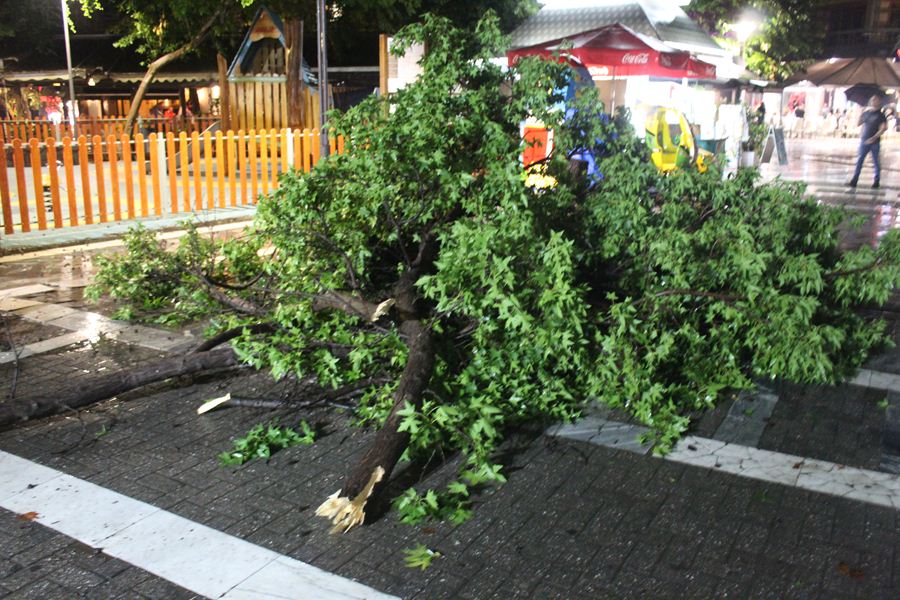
<box><xmin>621</xmin><ymin>53</ymin><xmax>650</xmax><ymax>65</ymax></box>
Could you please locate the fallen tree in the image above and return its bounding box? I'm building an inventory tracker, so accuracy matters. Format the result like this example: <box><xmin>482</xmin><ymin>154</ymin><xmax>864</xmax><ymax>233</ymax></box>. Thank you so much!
<box><xmin>63</xmin><ymin>14</ymin><xmax>900</xmax><ymax>531</ymax></box>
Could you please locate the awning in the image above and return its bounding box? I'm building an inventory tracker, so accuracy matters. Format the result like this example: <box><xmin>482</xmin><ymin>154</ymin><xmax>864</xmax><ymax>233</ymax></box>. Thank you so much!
<box><xmin>108</xmin><ymin>72</ymin><xmax>218</xmax><ymax>84</ymax></box>
<box><xmin>783</xmin><ymin>57</ymin><xmax>900</xmax><ymax>87</ymax></box>
<box><xmin>507</xmin><ymin>23</ymin><xmax>716</xmax><ymax>80</ymax></box>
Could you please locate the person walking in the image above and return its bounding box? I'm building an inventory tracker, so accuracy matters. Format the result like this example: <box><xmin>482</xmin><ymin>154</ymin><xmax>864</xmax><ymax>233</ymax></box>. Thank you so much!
<box><xmin>848</xmin><ymin>95</ymin><xmax>888</xmax><ymax>189</ymax></box>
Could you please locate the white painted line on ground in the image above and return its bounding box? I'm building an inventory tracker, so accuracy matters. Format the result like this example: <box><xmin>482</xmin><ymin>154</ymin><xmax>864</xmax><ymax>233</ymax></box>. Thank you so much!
<box><xmin>0</xmin><ymin>297</ymin><xmax>43</xmax><ymax>312</ymax></box>
<box><xmin>549</xmin><ymin>415</ymin><xmax>900</xmax><ymax>510</ymax></box>
<box><xmin>0</xmin><ymin>450</ymin><xmax>399</xmax><ymax>600</ymax></box>
<box><xmin>0</xmin><ymin>331</ymin><xmax>89</xmax><ymax>364</ymax></box>
<box><xmin>3</xmin><ymin>298</ymin><xmax>194</xmax><ymax>355</ymax></box>
<box><xmin>849</xmin><ymin>368</ymin><xmax>900</xmax><ymax>394</ymax></box>
<box><xmin>0</xmin><ymin>284</ymin><xmax>55</xmax><ymax>299</ymax></box>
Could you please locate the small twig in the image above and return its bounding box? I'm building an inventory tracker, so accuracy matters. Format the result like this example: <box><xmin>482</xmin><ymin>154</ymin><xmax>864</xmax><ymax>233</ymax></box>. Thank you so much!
<box><xmin>1</xmin><ymin>311</ymin><xmax>22</xmax><ymax>400</ymax></box>
<box><xmin>50</xmin><ymin>405</ymin><xmax>87</xmax><ymax>455</ymax></box>
<box><xmin>825</xmin><ymin>259</ymin><xmax>884</xmax><ymax>281</ymax></box>
<box><xmin>312</xmin><ymin>232</ymin><xmax>361</xmax><ymax>290</ymax></box>
<box><xmin>383</xmin><ymin>202</ymin><xmax>413</xmax><ymax>267</ymax></box>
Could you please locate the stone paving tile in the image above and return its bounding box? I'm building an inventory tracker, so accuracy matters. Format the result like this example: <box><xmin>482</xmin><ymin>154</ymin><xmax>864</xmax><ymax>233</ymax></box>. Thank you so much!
<box><xmin>0</xmin><ymin>315</ymin><xmax>70</xmax><ymax>352</ymax></box>
<box><xmin>758</xmin><ymin>381</ymin><xmax>888</xmax><ymax>473</ymax></box>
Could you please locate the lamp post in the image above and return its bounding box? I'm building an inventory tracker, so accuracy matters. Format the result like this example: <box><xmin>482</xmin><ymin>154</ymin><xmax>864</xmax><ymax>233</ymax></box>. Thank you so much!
<box><xmin>60</xmin><ymin>0</ymin><xmax>77</xmax><ymax>134</ymax></box>
<box><xmin>317</xmin><ymin>0</ymin><xmax>329</xmax><ymax>158</ymax></box>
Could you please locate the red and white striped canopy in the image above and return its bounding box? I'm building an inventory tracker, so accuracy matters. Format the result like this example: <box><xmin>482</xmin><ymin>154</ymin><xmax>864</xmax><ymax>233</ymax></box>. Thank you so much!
<box><xmin>507</xmin><ymin>23</ymin><xmax>716</xmax><ymax>80</ymax></box>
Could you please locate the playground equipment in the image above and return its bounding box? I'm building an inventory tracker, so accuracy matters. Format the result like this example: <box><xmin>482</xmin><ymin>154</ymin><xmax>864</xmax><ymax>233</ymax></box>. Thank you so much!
<box><xmin>643</xmin><ymin>106</ymin><xmax>709</xmax><ymax>173</ymax></box>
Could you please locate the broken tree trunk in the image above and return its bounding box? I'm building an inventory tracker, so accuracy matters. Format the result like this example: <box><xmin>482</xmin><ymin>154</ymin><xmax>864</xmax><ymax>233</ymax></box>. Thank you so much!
<box><xmin>316</xmin><ymin>319</ymin><xmax>434</xmax><ymax>532</ymax></box>
<box><xmin>0</xmin><ymin>347</ymin><xmax>237</xmax><ymax>428</ymax></box>
<box><xmin>316</xmin><ymin>264</ymin><xmax>435</xmax><ymax>533</ymax></box>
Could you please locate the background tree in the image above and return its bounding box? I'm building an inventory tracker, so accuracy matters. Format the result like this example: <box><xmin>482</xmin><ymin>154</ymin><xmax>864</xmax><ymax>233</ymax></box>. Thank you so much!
<box><xmin>73</xmin><ymin>0</ymin><xmax>537</xmax><ymax>133</ymax></box>
<box><xmin>686</xmin><ymin>0</ymin><xmax>824</xmax><ymax>80</ymax></box>
<box><xmin>35</xmin><ymin>14</ymin><xmax>900</xmax><ymax>532</ymax></box>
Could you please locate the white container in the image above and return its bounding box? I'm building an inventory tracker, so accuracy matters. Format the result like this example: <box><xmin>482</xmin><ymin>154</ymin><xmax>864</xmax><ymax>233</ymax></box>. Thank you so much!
<box><xmin>740</xmin><ymin>151</ymin><xmax>756</xmax><ymax>168</ymax></box>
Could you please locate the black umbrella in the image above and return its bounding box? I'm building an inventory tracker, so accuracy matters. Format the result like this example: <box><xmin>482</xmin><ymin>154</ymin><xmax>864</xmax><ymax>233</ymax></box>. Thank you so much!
<box><xmin>845</xmin><ymin>84</ymin><xmax>886</xmax><ymax>105</ymax></box>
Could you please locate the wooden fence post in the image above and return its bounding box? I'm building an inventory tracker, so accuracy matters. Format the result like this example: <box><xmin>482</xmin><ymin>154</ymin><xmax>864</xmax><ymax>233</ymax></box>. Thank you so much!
<box><xmin>215</xmin><ymin>130</ymin><xmax>226</xmax><ymax>209</ymax></box>
<box><xmin>203</xmin><ymin>131</ymin><xmax>214</xmax><ymax>210</ymax></box>
<box><xmin>29</xmin><ymin>138</ymin><xmax>47</xmax><ymax>230</ymax></box>
<box><xmin>238</xmin><ymin>130</ymin><xmax>247</xmax><ymax>205</ymax></box>
<box><xmin>107</xmin><ymin>134</ymin><xmax>122</xmax><ymax>221</ymax></box>
<box><xmin>149</xmin><ymin>133</ymin><xmax>163</xmax><ymax>216</ymax></box>
<box><xmin>62</xmin><ymin>137</ymin><xmax>78</xmax><ymax>227</ymax></box>
<box><xmin>46</xmin><ymin>139</ymin><xmax>63</xmax><ymax>228</ymax></box>
<box><xmin>121</xmin><ymin>133</ymin><xmax>136</xmax><ymax>219</ymax></box>
<box><xmin>269</xmin><ymin>129</ymin><xmax>279</xmax><ymax>190</ymax></box>
<box><xmin>12</xmin><ymin>139</ymin><xmax>29</xmax><ymax>232</ymax></box>
<box><xmin>180</xmin><ymin>132</ymin><xmax>191</xmax><ymax>212</ymax></box>
<box><xmin>167</xmin><ymin>132</ymin><xmax>179</xmax><ymax>213</ymax></box>
<box><xmin>0</xmin><ymin>143</ymin><xmax>13</xmax><ymax>234</ymax></box>
<box><xmin>135</xmin><ymin>133</ymin><xmax>149</xmax><ymax>217</ymax></box>
<box><xmin>78</xmin><ymin>136</ymin><xmax>93</xmax><ymax>224</ymax></box>
<box><xmin>259</xmin><ymin>129</ymin><xmax>269</xmax><ymax>196</ymax></box>
<box><xmin>92</xmin><ymin>135</ymin><xmax>108</xmax><ymax>222</ymax></box>
<box><xmin>248</xmin><ymin>130</ymin><xmax>258</xmax><ymax>204</ymax></box>
<box><xmin>227</xmin><ymin>130</ymin><xmax>237</xmax><ymax>207</ymax></box>
<box><xmin>301</xmin><ymin>128</ymin><xmax>311</xmax><ymax>173</ymax></box>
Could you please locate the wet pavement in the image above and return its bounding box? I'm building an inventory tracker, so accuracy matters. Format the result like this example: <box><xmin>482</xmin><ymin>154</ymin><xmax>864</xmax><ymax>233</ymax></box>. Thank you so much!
<box><xmin>760</xmin><ymin>137</ymin><xmax>899</xmax><ymax>249</ymax></box>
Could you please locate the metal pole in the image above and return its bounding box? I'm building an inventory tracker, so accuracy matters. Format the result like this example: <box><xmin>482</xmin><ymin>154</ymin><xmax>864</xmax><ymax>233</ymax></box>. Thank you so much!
<box><xmin>316</xmin><ymin>0</ymin><xmax>329</xmax><ymax>157</ymax></box>
<box><xmin>60</xmin><ymin>0</ymin><xmax>77</xmax><ymax>134</ymax></box>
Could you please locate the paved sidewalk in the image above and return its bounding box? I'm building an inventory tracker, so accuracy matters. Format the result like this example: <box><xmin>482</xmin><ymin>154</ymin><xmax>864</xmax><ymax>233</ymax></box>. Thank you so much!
<box><xmin>1</xmin><ymin>139</ymin><xmax>899</xmax><ymax>599</ymax></box>
<box><xmin>1</xmin><ymin>259</ymin><xmax>898</xmax><ymax>599</ymax></box>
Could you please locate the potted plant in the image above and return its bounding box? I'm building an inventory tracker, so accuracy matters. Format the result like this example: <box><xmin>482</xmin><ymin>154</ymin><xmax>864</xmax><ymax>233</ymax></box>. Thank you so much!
<box><xmin>741</xmin><ymin>105</ymin><xmax>768</xmax><ymax>167</ymax></box>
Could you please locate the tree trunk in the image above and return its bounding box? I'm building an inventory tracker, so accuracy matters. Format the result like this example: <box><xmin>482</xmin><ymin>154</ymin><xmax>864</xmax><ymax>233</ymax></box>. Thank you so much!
<box><xmin>122</xmin><ymin>10</ymin><xmax>223</xmax><ymax>135</ymax></box>
<box><xmin>315</xmin><ymin>320</ymin><xmax>433</xmax><ymax>532</ymax></box>
<box><xmin>0</xmin><ymin>347</ymin><xmax>237</xmax><ymax>428</ymax></box>
<box><xmin>316</xmin><ymin>268</ymin><xmax>435</xmax><ymax>533</ymax></box>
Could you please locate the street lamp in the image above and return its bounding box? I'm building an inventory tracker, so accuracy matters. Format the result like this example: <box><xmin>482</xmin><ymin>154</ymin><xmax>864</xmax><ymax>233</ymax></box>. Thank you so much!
<box><xmin>730</xmin><ymin>15</ymin><xmax>761</xmax><ymax>67</ymax></box>
<box><xmin>60</xmin><ymin>0</ymin><xmax>77</xmax><ymax>133</ymax></box>
<box><xmin>317</xmin><ymin>0</ymin><xmax>329</xmax><ymax>158</ymax></box>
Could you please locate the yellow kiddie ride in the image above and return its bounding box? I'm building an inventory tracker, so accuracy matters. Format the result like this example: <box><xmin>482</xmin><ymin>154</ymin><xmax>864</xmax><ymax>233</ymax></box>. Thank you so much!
<box><xmin>644</xmin><ymin>107</ymin><xmax>710</xmax><ymax>173</ymax></box>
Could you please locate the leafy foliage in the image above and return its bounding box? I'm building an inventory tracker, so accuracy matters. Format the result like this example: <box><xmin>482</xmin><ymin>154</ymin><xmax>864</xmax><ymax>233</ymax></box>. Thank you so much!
<box><xmin>219</xmin><ymin>421</ymin><xmax>315</xmax><ymax>466</ymax></box>
<box><xmin>392</xmin><ymin>482</ymin><xmax>472</xmax><ymax>525</ymax></box>
<box><xmin>402</xmin><ymin>544</ymin><xmax>441</xmax><ymax>570</ymax></box>
<box><xmin>85</xmin><ymin>223</ymin><xmax>256</xmax><ymax>325</ymax></box>
<box><xmin>93</xmin><ymin>14</ymin><xmax>899</xmax><ymax>520</ymax></box>
<box><xmin>686</xmin><ymin>0</ymin><xmax>824</xmax><ymax>80</ymax></box>
<box><xmin>73</xmin><ymin>0</ymin><xmax>536</xmax><ymax>68</ymax></box>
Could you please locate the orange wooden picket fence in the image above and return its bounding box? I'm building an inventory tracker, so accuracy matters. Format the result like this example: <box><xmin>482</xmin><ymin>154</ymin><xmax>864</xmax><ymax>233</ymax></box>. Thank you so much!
<box><xmin>0</xmin><ymin>117</ymin><xmax>220</xmax><ymax>144</ymax></box>
<box><xmin>1</xmin><ymin>128</ymin><xmax>343</xmax><ymax>235</ymax></box>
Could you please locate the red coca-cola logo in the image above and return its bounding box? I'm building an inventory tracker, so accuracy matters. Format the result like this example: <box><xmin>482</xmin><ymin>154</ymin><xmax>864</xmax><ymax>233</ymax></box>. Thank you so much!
<box><xmin>621</xmin><ymin>53</ymin><xmax>650</xmax><ymax>65</ymax></box>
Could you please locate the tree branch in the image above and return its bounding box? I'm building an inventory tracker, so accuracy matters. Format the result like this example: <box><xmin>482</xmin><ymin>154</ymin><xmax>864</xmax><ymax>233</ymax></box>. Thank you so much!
<box><xmin>197</xmin><ymin>272</ymin><xmax>265</xmax><ymax>316</ymax></box>
<box><xmin>825</xmin><ymin>259</ymin><xmax>884</xmax><ymax>281</ymax></box>
<box><xmin>311</xmin><ymin>290</ymin><xmax>392</xmax><ymax>322</ymax></box>
<box><xmin>191</xmin><ymin>323</ymin><xmax>276</xmax><ymax>354</ymax></box>
<box><xmin>652</xmin><ymin>288</ymin><xmax>743</xmax><ymax>302</ymax></box>
<box><xmin>122</xmin><ymin>7</ymin><xmax>226</xmax><ymax>133</ymax></box>
<box><xmin>312</xmin><ymin>232</ymin><xmax>361</xmax><ymax>290</ymax></box>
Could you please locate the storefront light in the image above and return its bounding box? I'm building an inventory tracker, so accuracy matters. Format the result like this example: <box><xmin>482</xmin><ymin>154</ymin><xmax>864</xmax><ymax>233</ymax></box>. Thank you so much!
<box><xmin>211</xmin><ymin>85</ymin><xmax>221</xmax><ymax>100</ymax></box>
